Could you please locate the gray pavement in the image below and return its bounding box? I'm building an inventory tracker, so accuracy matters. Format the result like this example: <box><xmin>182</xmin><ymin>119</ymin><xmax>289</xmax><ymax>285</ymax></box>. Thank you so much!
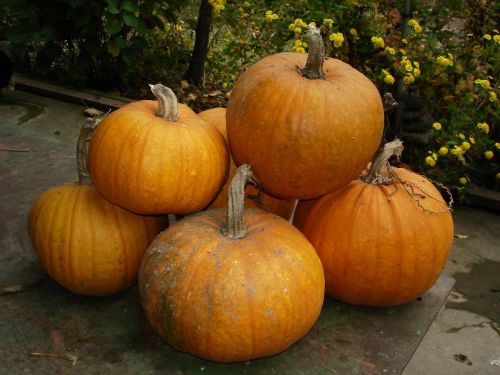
<box><xmin>1</xmin><ymin>88</ymin><xmax>499</xmax><ymax>374</ymax></box>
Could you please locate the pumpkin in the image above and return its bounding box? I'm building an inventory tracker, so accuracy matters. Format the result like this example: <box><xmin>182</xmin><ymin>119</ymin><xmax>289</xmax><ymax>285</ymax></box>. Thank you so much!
<box><xmin>199</xmin><ymin>107</ymin><xmax>295</xmax><ymax>219</ymax></box>
<box><xmin>298</xmin><ymin>140</ymin><xmax>454</xmax><ymax>306</ymax></box>
<box><xmin>226</xmin><ymin>27</ymin><xmax>384</xmax><ymax>199</ymax></box>
<box><xmin>88</xmin><ymin>84</ymin><xmax>229</xmax><ymax>215</ymax></box>
<box><xmin>139</xmin><ymin>165</ymin><xmax>325</xmax><ymax>363</ymax></box>
<box><xmin>28</xmin><ymin>120</ymin><xmax>167</xmax><ymax>296</ymax></box>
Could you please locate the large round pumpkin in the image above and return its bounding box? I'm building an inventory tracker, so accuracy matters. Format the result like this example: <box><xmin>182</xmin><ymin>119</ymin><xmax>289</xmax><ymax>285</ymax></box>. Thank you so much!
<box><xmin>298</xmin><ymin>140</ymin><xmax>454</xmax><ymax>306</ymax></box>
<box><xmin>226</xmin><ymin>27</ymin><xmax>383</xmax><ymax>199</ymax></box>
<box><xmin>199</xmin><ymin>107</ymin><xmax>295</xmax><ymax>219</ymax></box>
<box><xmin>139</xmin><ymin>165</ymin><xmax>324</xmax><ymax>363</ymax></box>
<box><xmin>88</xmin><ymin>84</ymin><xmax>229</xmax><ymax>215</ymax></box>
<box><xmin>28</xmin><ymin>120</ymin><xmax>167</xmax><ymax>296</ymax></box>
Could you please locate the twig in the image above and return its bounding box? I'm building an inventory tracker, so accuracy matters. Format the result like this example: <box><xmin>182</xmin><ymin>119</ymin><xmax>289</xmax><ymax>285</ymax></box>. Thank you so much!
<box><xmin>0</xmin><ymin>147</ymin><xmax>30</xmax><ymax>152</ymax></box>
<box><xmin>29</xmin><ymin>352</ymin><xmax>78</xmax><ymax>366</ymax></box>
<box><xmin>0</xmin><ymin>279</ymin><xmax>44</xmax><ymax>295</ymax></box>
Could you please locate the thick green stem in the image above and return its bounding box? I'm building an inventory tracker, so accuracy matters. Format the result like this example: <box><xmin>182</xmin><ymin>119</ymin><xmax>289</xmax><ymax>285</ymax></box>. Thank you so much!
<box><xmin>299</xmin><ymin>26</ymin><xmax>325</xmax><ymax>80</ymax></box>
<box><xmin>149</xmin><ymin>83</ymin><xmax>179</xmax><ymax>121</ymax></box>
<box><xmin>77</xmin><ymin>118</ymin><xmax>100</xmax><ymax>184</ymax></box>
<box><xmin>361</xmin><ymin>139</ymin><xmax>404</xmax><ymax>185</ymax></box>
<box><xmin>221</xmin><ymin>164</ymin><xmax>260</xmax><ymax>239</ymax></box>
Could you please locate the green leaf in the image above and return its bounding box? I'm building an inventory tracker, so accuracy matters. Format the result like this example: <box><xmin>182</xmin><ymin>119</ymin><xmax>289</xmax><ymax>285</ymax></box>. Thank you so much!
<box><xmin>106</xmin><ymin>0</ymin><xmax>120</xmax><ymax>14</ymax></box>
<box><xmin>122</xmin><ymin>14</ymin><xmax>148</xmax><ymax>31</ymax></box>
<box><xmin>105</xmin><ymin>16</ymin><xmax>122</xmax><ymax>35</ymax></box>
<box><xmin>120</xmin><ymin>0</ymin><xmax>138</xmax><ymax>13</ymax></box>
<box><xmin>113</xmin><ymin>35</ymin><xmax>126</xmax><ymax>49</ymax></box>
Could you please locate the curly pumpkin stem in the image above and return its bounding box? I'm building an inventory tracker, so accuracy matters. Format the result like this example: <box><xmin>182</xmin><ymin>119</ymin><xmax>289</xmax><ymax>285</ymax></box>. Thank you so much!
<box><xmin>299</xmin><ymin>26</ymin><xmax>325</xmax><ymax>80</ymax></box>
<box><xmin>222</xmin><ymin>164</ymin><xmax>260</xmax><ymax>239</ymax></box>
<box><xmin>77</xmin><ymin>118</ymin><xmax>101</xmax><ymax>185</ymax></box>
<box><xmin>150</xmin><ymin>83</ymin><xmax>179</xmax><ymax>122</ymax></box>
<box><xmin>361</xmin><ymin>139</ymin><xmax>404</xmax><ymax>185</ymax></box>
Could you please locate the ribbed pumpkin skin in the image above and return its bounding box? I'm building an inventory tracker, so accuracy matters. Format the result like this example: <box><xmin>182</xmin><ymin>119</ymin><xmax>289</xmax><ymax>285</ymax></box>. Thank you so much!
<box><xmin>139</xmin><ymin>208</ymin><xmax>325</xmax><ymax>363</ymax></box>
<box><xmin>28</xmin><ymin>184</ymin><xmax>166</xmax><ymax>296</ymax></box>
<box><xmin>300</xmin><ymin>168</ymin><xmax>454</xmax><ymax>306</ymax></box>
<box><xmin>199</xmin><ymin>108</ymin><xmax>294</xmax><ymax>219</ymax></box>
<box><xmin>89</xmin><ymin>100</ymin><xmax>229</xmax><ymax>215</ymax></box>
<box><xmin>227</xmin><ymin>53</ymin><xmax>384</xmax><ymax>199</ymax></box>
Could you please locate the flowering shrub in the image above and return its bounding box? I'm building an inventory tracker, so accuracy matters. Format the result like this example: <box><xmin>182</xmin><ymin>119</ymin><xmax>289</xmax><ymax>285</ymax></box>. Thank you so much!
<box><xmin>204</xmin><ymin>0</ymin><xmax>499</xmax><ymax>197</ymax></box>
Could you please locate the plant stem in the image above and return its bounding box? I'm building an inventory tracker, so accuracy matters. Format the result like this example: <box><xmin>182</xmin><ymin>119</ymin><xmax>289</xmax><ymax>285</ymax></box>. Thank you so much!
<box><xmin>149</xmin><ymin>84</ymin><xmax>179</xmax><ymax>121</ymax></box>
<box><xmin>221</xmin><ymin>164</ymin><xmax>259</xmax><ymax>239</ymax></box>
<box><xmin>361</xmin><ymin>139</ymin><xmax>404</xmax><ymax>185</ymax></box>
<box><xmin>299</xmin><ymin>26</ymin><xmax>325</xmax><ymax>80</ymax></box>
<box><xmin>77</xmin><ymin>118</ymin><xmax>100</xmax><ymax>185</ymax></box>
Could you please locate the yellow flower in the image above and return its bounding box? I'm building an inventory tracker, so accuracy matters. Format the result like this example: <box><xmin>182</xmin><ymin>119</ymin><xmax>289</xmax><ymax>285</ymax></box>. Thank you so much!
<box><xmin>294</xmin><ymin>27</ymin><xmax>302</xmax><ymax>34</ymax></box>
<box><xmin>497</xmin><ymin>172</ymin><xmax>500</xmax><ymax>179</ymax></box>
<box><xmin>384</xmin><ymin>74</ymin><xmax>395</xmax><ymax>85</ymax></box>
<box><xmin>432</xmin><ymin>152</ymin><xmax>438</xmax><ymax>160</ymax></box>
<box><xmin>309</xmin><ymin>22</ymin><xmax>316</xmax><ymax>27</ymax></box>
<box><xmin>385</xmin><ymin>47</ymin><xmax>396</xmax><ymax>55</ymax></box>
<box><xmin>484</xmin><ymin>150</ymin><xmax>494</xmax><ymax>160</ymax></box>
<box><xmin>489</xmin><ymin>91</ymin><xmax>498</xmax><ymax>102</ymax></box>
<box><xmin>294</xmin><ymin>18</ymin><xmax>306</xmax><ymax>27</ymax></box>
<box><xmin>350</xmin><ymin>28</ymin><xmax>358</xmax><ymax>38</ymax></box>
<box><xmin>413</xmin><ymin>61</ymin><xmax>420</xmax><ymax>68</ymax></box>
<box><xmin>438</xmin><ymin>146</ymin><xmax>449</xmax><ymax>156</ymax></box>
<box><xmin>413</xmin><ymin>68</ymin><xmax>421</xmax><ymax>77</ymax></box>
<box><xmin>425</xmin><ymin>156</ymin><xmax>436</xmax><ymax>167</ymax></box>
<box><xmin>437</xmin><ymin>55</ymin><xmax>453</xmax><ymax>67</ymax></box>
<box><xmin>459</xmin><ymin>177</ymin><xmax>467</xmax><ymax>185</ymax></box>
<box><xmin>294</xmin><ymin>39</ymin><xmax>303</xmax><ymax>47</ymax></box>
<box><xmin>371</xmin><ymin>36</ymin><xmax>385</xmax><ymax>49</ymax></box>
<box><xmin>329</xmin><ymin>32</ymin><xmax>344</xmax><ymax>48</ymax></box>
<box><xmin>296</xmin><ymin>47</ymin><xmax>305</xmax><ymax>53</ymax></box>
<box><xmin>225</xmin><ymin>91</ymin><xmax>231</xmax><ymax>98</ymax></box>
<box><xmin>469</xmin><ymin>137</ymin><xmax>476</xmax><ymax>144</ymax></box>
<box><xmin>475</xmin><ymin>79</ymin><xmax>491</xmax><ymax>89</ymax></box>
<box><xmin>495</xmin><ymin>35</ymin><xmax>500</xmax><ymax>43</ymax></box>
<box><xmin>432</xmin><ymin>122</ymin><xmax>442</xmax><ymax>130</ymax></box>
<box><xmin>408</xmin><ymin>19</ymin><xmax>419</xmax><ymax>27</ymax></box>
<box><xmin>484</xmin><ymin>34</ymin><xmax>492</xmax><ymax>40</ymax></box>
<box><xmin>402</xmin><ymin>38</ymin><xmax>408</xmax><ymax>44</ymax></box>
<box><xmin>451</xmin><ymin>146</ymin><xmax>464</xmax><ymax>156</ymax></box>
<box><xmin>461</xmin><ymin>141</ymin><xmax>471</xmax><ymax>151</ymax></box>
<box><xmin>413</xmin><ymin>24</ymin><xmax>422</xmax><ymax>33</ymax></box>
<box><xmin>323</xmin><ymin>18</ymin><xmax>334</xmax><ymax>28</ymax></box>
<box><xmin>408</xmin><ymin>20</ymin><xmax>422</xmax><ymax>33</ymax></box>
<box><xmin>265</xmin><ymin>14</ymin><xmax>273</xmax><ymax>22</ymax></box>
<box><xmin>403</xmin><ymin>74</ymin><xmax>415</xmax><ymax>85</ymax></box>
<box><xmin>495</xmin><ymin>142</ymin><xmax>500</xmax><ymax>150</ymax></box>
<box><xmin>477</xmin><ymin>122</ymin><xmax>490</xmax><ymax>133</ymax></box>
<box><xmin>459</xmin><ymin>133</ymin><xmax>465</xmax><ymax>139</ymax></box>
<box><xmin>288</xmin><ymin>23</ymin><xmax>296</xmax><ymax>31</ymax></box>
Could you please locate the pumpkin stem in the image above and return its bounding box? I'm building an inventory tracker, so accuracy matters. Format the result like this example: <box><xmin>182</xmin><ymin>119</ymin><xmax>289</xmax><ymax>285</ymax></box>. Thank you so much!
<box><xmin>361</xmin><ymin>139</ymin><xmax>404</xmax><ymax>185</ymax></box>
<box><xmin>149</xmin><ymin>83</ymin><xmax>179</xmax><ymax>121</ymax></box>
<box><xmin>299</xmin><ymin>26</ymin><xmax>325</xmax><ymax>80</ymax></box>
<box><xmin>77</xmin><ymin>117</ymin><xmax>101</xmax><ymax>185</ymax></box>
<box><xmin>222</xmin><ymin>164</ymin><xmax>260</xmax><ymax>239</ymax></box>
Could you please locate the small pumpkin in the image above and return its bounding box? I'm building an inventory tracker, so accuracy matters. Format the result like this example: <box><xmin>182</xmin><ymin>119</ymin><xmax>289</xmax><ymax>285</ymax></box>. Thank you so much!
<box><xmin>298</xmin><ymin>140</ymin><xmax>454</xmax><ymax>306</ymax></box>
<box><xmin>226</xmin><ymin>27</ymin><xmax>383</xmax><ymax>199</ymax></box>
<box><xmin>88</xmin><ymin>84</ymin><xmax>229</xmax><ymax>215</ymax></box>
<box><xmin>139</xmin><ymin>165</ymin><xmax>324</xmax><ymax>363</ymax></box>
<box><xmin>199</xmin><ymin>107</ymin><xmax>295</xmax><ymax>219</ymax></box>
<box><xmin>28</xmin><ymin>120</ymin><xmax>167</xmax><ymax>296</ymax></box>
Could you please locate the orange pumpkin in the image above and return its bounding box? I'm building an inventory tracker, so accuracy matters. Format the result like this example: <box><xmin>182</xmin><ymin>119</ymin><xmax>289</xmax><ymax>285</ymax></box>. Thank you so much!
<box><xmin>299</xmin><ymin>140</ymin><xmax>454</xmax><ymax>306</ymax></box>
<box><xmin>199</xmin><ymin>107</ymin><xmax>294</xmax><ymax>219</ymax></box>
<box><xmin>226</xmin><ymin>27</ymin><xmax>383</xmax><ymax>199</ymax></box>
<box><xmin>139</xmin><ymin>165</ymin><xmax>324</xmax><ymax>363</ymax></box>
<box><xmin>28</xmin><ymin>120</ymin><xmax>167</xmax><ymax>296</ymax></box>
<box><xmin>88</xmin><ymin>84</ymin><xmax>229</xmax><ymax>215</ymax></box>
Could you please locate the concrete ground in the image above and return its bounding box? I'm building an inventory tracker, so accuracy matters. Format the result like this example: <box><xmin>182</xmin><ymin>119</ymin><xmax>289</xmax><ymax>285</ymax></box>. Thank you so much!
<box><xmin>1</xmin><ymin>88</ymin><xmax>499</xmax><ymax>374</ymax></box>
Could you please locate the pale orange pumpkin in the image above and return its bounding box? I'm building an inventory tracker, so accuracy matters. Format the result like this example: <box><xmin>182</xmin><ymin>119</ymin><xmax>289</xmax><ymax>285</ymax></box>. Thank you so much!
<box><xmin>226</xmin><ymin>27</ymin><xmax>383</xmax><ymax>199</ymax></box>
<box><xmin>199</xmin><ymin>107</ymin><xmax>295</xmax><ymax>219</ymax></box>
<box><xmin>298</xmin><ymin>140</ymin><xmax>454</xmax><ymax>306</ymax></box>
<box><xmin>88</xmin><ymin>84</ymin><xmax>229</xmax><ymax>215</ymax></box>
<box><xmin>139</xmin><ymin>165</ymin><xmax>324</xmax><ymax>363</ymax></box>
<box><xmin>28</xmin><ymin>120</ymin><xmax>167</xmax><ymax>296</ymax></box>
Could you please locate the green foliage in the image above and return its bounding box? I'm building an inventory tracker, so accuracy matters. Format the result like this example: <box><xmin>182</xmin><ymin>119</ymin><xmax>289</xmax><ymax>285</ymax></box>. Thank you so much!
<box><xmin>0</xmin><ymin>0</ymin><xmax>189</xmax><ymax>92</ymax></box>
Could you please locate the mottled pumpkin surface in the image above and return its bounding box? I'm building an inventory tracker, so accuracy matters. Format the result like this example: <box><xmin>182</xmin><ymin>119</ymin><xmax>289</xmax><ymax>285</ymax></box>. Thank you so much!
<box><xmin>89</xmin><ymin>100</ymin><xmax>229</xmax><ymax>215</ymax></box>
<box><xmin>139</xmin><ymin>208</ymin><xmax>325</xmax><ymax>363</ymax></box>
<box><xmin>227</xmin><ymin>53</ymin><xmax>384</xmax><ymax>199</ymax></box>
<box><xmin>28</xmin><ymin>183</ymin><xmax>166</xmax><ymax>296</ymax></box>
<box><xmin>300</xmin><ymin>168</ymin><xmax>454</xmax><ymax>306</ymax></box>
<box><xmin>199</xmin><ymin>107</ymin><xmax>294</xmax><ymax>219</ymax></box>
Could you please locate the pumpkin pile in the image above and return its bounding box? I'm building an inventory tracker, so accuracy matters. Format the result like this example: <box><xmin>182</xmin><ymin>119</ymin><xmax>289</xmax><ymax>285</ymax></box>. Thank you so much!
<box><xmin>28</xmin><ymin>25</ymin><xmax>454</xmax><ymax>363</ymax></box>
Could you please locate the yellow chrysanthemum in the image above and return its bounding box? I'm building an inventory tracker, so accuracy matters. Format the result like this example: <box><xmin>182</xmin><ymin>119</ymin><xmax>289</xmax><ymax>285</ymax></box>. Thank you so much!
<box><xmin>384</xmin><ymin>74</ymin><xmax>395</xmax><ymax>85</ymax></box>
<box><xmin>432</xmin><ymin>122</ymin><xmax>442</xmax><ymax>130</ymax></box>
<box><xmin>495</xmin><ymin>142</ymin><xmax>500</xmax><ymax>150</ymax></box>
<box><xmin>438</xmin><ymin>147</ymin><xmax>449</xmax><ymax>156</ymax></box>
<box><xmin>371</xmin><ymin>36</ymin><xmax>385</xmax><ymax>49</ymax></box>
<box><xmin>494</xmin><ymin>35</ymin><xmax>500</xmax><ymax>43</ymax></box>
<box><xmin>459</xmin><ymin>177</ymin><xmax>467</xmax><ymax>185</ymax></box>
<box><xmin>350</xmin><ymin>28</ymin><xmax>358</xmax><ymax>37</ymax></box>
<box><xmin>385</xmin><ymin>47</ymin><xmax>396</xmax><ymax>55</ymax></box>
<box><xmin>329</xmin><ymin>32</ymin><xmax>344</xmax><ymax>48</ymax></box>
<box><xmin>459</xmin><ymin>133</ymin><xmax>465</xmax><ymax>139</ymax></box>
<box><xmin>469</xmin><ymin>137</ymin><xmax>476</xmax><ymax>144</ymax></box>
<box><xmin>294</xmin><ymin>27</ymin><xmax>302</xmax><ymax>34</ymax></box>
<box><xmin>403</xmin><ymin>74</ymin><xmax>415</xmax><ymax>85</ymax></box>
<box><xmin>451</xmin><ymin>146</ymin><xmax>464</xmax><ymax>156</ymax></box>
<box><xmin>488</xmin><ymin>91</ymin><xmax>497</xmax><ymax>102</ymax></box>
<box><xmin>437</xmin><ymin>55</ymin><xmax>453</xmax><ymax>67</ymax></box>
<box><xmin>484</xmin><ymin>34</ymin><xmax>492</xmax><ymax>40</ymax></box>
<box><xmin>477</xmin><ymin>122</ymin><xmax>490</xmax><ymax>133</ymax></box>
<box><xmin>425</xmin><ymin>156</ymin><xmax>436</xmax><ymax>167</ymax></box>
<box><xmin>461</xmin><ymin>141</ymin><xmax>471</xmax><ymax>151</ymax></box>
<box><xmin>474</xmin><ymin>79</ymin><xmax>491</xmax><ymax>89</ymax></box>
<box><xmin>484</xmin><ymin>150</ymin><xmax>494</xmax><ymax>160</ymax></box>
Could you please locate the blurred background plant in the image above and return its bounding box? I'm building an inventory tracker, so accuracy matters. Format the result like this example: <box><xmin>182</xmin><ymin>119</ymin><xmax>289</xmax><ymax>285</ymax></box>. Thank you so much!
<box><xmin>0</xmin><ymin>0</ymin><xmax>498</xmax><ymax>197</ymax></box>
